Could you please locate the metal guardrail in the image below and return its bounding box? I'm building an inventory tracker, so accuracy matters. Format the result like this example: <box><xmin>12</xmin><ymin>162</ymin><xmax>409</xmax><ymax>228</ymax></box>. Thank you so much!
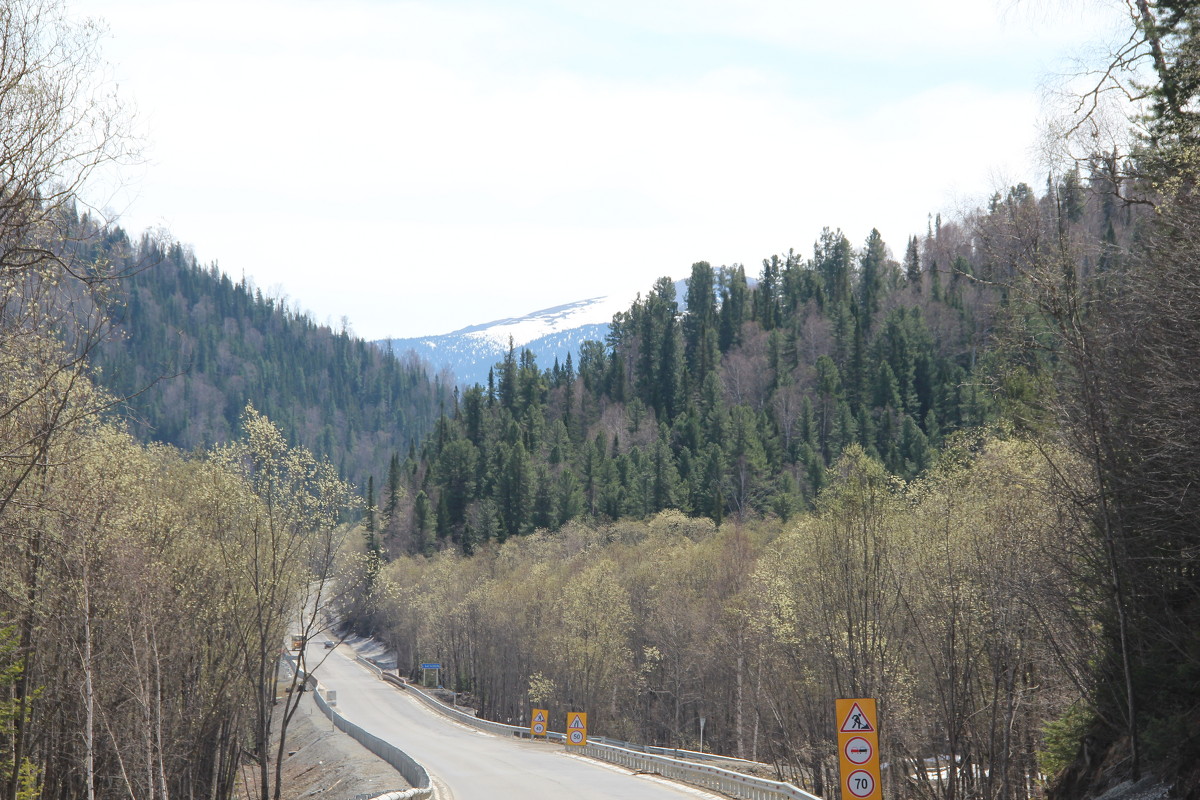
<box><xmin>359</xmin><ymin>658</ymin><xmax>527</xmax><ymax>740</ymax></box>
<box><xmin>581</xmin><ymin>742</ymin><xmax>820</xmax><ymax>800</ymax></box>
<box><xmin>587</xmin><ymin>734</ymin><xmax>768</xmax><ymax>770</ymax></box>
<box><xmin>355</xmin><ymin>655</ymin><xmax>821</xmax><ymax>800</ymax></box>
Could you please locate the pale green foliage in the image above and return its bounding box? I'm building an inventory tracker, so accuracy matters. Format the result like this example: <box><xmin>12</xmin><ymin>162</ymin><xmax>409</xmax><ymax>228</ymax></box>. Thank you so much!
<box><xmin>1039</xmin><ymin>703</ymin><xmax>1094</xmax><ymax>778</ymax></box>
<box><xmin>0</xmin><ymin>369</ymin><xmax>342</xmax><ymax>795</ymax></box>
<box><xmin>208</xmin><ymin>403</ymin><xmax>357</xmax><ymax>800</ymax></box>
<box><xmin>214</xmin><ymin>404</ymin><xmax>355</xmax><ymax>536</ymax></box>
<box><xmin>752</xmin><ymin>437</ymin><xmax>1085</xmax><ymax>793</ymax></box>
<box><xmin>527</xmin><ymin>673</ymin><xmax>557</xmax><ymax>707</ymax></box>
<box><xmin>370</xmin><ymin>443</ymin><xmax>1088</xmax><ymax>795</ymax></box>
<box><xmin>555</xmin><ymin>558</ymin><xmax>634</xmax><ymax>711</ymax></box>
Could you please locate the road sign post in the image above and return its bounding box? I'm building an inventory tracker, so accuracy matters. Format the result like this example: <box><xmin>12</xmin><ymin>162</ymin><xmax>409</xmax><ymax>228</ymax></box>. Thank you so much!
<box><xmin>530</xmin><ymin>708</ymin><xmax>549</xmax><ymax>737</ymax></box>
<box><xmin>565</xmin><ymin>711</ymin><xmax>587</xmax><ymax>746</ymax></box>
<box><xmin>836</xmin><ymin>699</ymin><xmax>881</xmax><ymax>800</ymax></box>
<box><xmin>420</xmin><ymin>662</ymin><xmax>441</xmax><ymax>688</ymax></box>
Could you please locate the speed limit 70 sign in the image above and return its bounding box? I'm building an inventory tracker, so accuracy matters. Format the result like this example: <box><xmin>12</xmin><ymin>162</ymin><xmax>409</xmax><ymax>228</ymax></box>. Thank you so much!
<box><xmin>836</xmin><ymin>699</ymin><xmax>881</xmax><ymax>800</ymax></box>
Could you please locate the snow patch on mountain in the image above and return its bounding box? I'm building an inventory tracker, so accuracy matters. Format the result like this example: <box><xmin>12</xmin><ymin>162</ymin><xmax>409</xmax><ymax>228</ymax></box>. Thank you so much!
<box><xmin>375</xmin><ymin>279</ymin><xmax>700</xmax><ymax>387</ymax></box>
<box><xmin>375</xmin><ymin>293</ymin><xmax>631</xmax><ymax>387</ymax></box>
<box><xmin>453</xmin><ymin>295</ymin><xmax>631</xmax><ymax>350</ymax></box>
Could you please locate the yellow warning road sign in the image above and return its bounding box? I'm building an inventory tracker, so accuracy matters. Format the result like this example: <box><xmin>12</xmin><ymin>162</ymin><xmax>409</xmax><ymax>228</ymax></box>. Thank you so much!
<box><xmin>530</xmin><ymin>708</ymin><xmax>548</xmax><ymax>737</ymax></box>
<box><xmin>836</xmin><ymin>699</ymin><xmax>881</xmax><ymax>800</ymax></box>
<box><xmin>839</xmin><ymin>701</ymin><xmax>876</xmax><ymax>732</ymax></box>
<box><xmin>566</xmin><ymin>711</ymin><xmax>587</xmax><ymax>746</ymax></box>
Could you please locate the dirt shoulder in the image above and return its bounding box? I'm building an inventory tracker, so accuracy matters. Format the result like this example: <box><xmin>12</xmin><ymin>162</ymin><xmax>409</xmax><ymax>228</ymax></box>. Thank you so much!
<box><xmin>245</xmin><ymin>686</ymin><xmax>411</xmax><ymax>800</ymax></box>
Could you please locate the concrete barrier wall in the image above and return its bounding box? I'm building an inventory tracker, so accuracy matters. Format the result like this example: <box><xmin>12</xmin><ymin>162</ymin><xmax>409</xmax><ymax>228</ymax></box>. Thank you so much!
<box><xmin>295</xmin><ymin>666</ymin><xmax>434</xmax><ymax>800</ymax></box>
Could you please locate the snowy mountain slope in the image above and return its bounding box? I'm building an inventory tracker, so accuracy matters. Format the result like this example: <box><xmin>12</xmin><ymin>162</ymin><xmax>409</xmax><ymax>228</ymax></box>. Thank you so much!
<box><xmin>376</xmin><ymin>280</ymin><xmax>694</xmax><ymax>387</ymax></box>
<box><xmin>449</xmin><ymin>295</ymin><xmax>631</xmax><ymax>349</ymax></box>
<box><xmin>377</xmin><ymin>295</ymin><xmax>626</xmax><ymax>387</ymax></box>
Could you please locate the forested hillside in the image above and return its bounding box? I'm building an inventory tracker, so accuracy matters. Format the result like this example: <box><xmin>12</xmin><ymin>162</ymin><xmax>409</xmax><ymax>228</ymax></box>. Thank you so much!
<box><xmin>338</xmin><ymin>162</ymin><xmax>1153</xmax><ymax>794</ymax></box>
<box><xmin>81</xmin><ymin>223</ymin><xmax>453</xmax><ymax>489</ymax></box>
<box><xmin>346</xmin><ymin>144</ymin><xmax>1200</xmax><ymax>799</ymax></box>
<box><xmin>3</xmin><ymin>0</ymin><xmax>1199</xmax><ymax>798</ymax></box>
<box><xmin>376</xmin><ymin>183</ymin><xmax>1128</xmax><ymax>555</ymax></box>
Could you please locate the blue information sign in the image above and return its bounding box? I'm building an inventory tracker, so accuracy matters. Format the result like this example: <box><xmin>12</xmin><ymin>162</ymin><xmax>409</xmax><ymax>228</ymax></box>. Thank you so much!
<box><xmin>421</xmin><ymin>663</ymin><xmax>441</xmax><ymax>670</ymax></box>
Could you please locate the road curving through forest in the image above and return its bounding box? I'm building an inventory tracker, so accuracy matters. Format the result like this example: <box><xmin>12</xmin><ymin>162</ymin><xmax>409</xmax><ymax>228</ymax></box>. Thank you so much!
<box><xmin>312</xmin><ymin>635</ymin><xmax>723</xmax><ymax>800</ymax></box>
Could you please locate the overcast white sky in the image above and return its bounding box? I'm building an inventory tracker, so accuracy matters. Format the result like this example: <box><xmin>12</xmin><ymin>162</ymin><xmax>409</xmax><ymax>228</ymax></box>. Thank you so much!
<box><xmin>71</xmin><ymin>0</ymin><xmax>1124</xmax><ymax>340</ymax></box>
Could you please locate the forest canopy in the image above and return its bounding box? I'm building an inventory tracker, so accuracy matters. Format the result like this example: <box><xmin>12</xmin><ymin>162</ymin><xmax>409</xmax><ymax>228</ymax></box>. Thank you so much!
<box><xmin>2</xmin><ymin>0</ymin><xmax>1199</xmax><ymax>798</ymax></box>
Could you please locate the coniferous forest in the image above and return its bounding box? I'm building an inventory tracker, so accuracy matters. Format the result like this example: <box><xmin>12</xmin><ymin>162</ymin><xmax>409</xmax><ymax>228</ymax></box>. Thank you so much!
<box><xmin>2</xmin><ymin>0</ymin><xmax>1199</xmax><ymax>799</ymax></box>
<box><xmin>82</xmin><ymin>223</ymin><xmax>453</xmax><ymax>491</ymax></box>
<box><xmin>379</xmin><ymin>218</ymin><xmax>1014</xmax><ymax>553</ymax></box>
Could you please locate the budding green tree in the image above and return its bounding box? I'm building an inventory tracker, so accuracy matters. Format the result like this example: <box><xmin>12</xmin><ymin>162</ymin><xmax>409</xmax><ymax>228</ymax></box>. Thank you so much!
<box><xmin>211</xmin><ymin>404</ymin><xmax>356</xmax><ymax>800</ymax></box>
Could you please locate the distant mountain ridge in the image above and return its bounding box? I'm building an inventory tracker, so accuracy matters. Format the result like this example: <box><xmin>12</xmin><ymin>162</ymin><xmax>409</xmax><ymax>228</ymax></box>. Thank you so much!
<box><xmin>378</xmin><ymin>291</ymin><xmax>650</xmax><ymax>386</ymax></box>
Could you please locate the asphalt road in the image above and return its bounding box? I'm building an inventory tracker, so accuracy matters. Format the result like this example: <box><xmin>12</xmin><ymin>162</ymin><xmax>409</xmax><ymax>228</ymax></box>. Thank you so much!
<box><xmin>312</xmin><ymin>639</ymin><xmax>718</xmax><ymax>800</ymax></box>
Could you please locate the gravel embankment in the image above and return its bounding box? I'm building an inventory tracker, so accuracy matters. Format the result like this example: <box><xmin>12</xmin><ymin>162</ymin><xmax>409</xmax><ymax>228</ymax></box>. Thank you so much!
<box><xmin>245</xmin><ymin>684</ymin><xmax>411</xmax><ymax>800</ymax></box>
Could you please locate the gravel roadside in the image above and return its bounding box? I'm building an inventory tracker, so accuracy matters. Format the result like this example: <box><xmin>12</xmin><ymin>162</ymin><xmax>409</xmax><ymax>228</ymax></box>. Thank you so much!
<box><xmin>239</xmin><ymin>678</ymin><xmax>412</xmax><ymax>800</ymax></box>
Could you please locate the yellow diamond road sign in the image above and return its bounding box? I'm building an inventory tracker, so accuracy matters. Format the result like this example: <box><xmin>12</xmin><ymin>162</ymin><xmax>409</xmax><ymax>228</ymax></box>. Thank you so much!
<box><xmin>566</xmin><ymin>711</ymin><xmax>587</xmax><ymax>746</ymax></box>
<box><xmin>530</xmin><ymin>708</ymin><xmax>548</xmax><ymax>737</ymax></box>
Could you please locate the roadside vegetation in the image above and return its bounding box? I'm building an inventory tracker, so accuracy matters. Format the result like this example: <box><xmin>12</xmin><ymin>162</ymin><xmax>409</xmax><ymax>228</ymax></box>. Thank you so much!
<box><xmin>2</xmin><ymin>0</ymin><xmax>1199</xmax><ymax>798</ymax></box>
<box><xmin>341</xmin><ymin>437</ymin><xmax>1086</xmax><ymax>798</ymax></box>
